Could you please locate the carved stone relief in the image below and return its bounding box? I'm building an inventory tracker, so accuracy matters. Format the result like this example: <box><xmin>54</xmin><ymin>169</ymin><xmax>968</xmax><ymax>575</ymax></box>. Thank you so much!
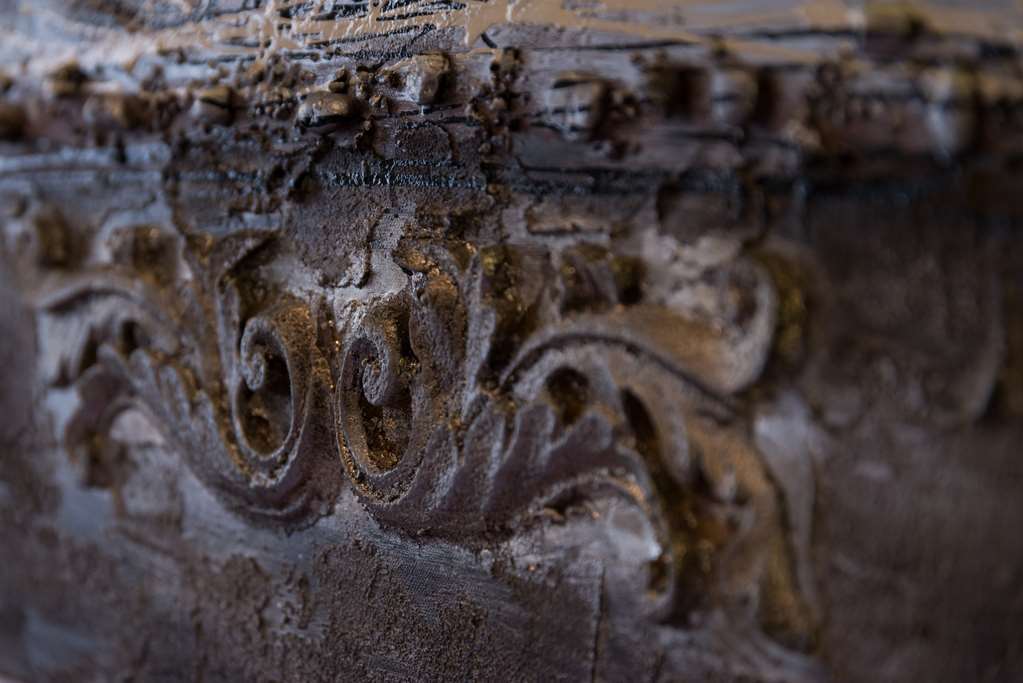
<box><xmin>2</xmin><ymin>1</ymin><xmax>1022</xmax><ymax>681</ymax></box>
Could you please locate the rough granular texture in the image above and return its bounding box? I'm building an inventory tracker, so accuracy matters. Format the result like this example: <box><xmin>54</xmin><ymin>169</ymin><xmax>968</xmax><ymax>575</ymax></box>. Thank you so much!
<box><xmin>1</xmin><ymin>1</ymin><xmax>1023</xmax><ymax>681</ymax></box>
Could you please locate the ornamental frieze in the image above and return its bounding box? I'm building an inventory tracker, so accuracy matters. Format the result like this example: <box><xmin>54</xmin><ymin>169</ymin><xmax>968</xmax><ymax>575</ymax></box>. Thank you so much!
<box><xmin>2</xmin><ymin>2</ymin><xmax>1021</xmax><ymax>681</ymax></box>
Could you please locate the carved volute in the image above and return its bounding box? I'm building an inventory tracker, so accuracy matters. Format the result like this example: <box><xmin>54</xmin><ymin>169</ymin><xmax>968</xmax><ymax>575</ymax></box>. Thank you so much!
<box><xmin>1</xmin><ymin>2</ymin><xmax>1022</xmax><ymax>682</ymax></box>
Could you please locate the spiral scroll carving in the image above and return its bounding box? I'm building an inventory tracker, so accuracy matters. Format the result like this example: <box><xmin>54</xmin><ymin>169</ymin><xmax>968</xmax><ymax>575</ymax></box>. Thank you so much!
<box><xmin>231</xmin><ymin>303</ymin><xmax>320</xmax><ymax>490</ymax></box>
<box><xmin>319</xmin><ymin>243</ymin><xmax>815</xmax><ymax>646</ymax></box>
<box><xmin>27</xmin><ymin>212</ymin><xmax>813</xmax><ymax>651</ymax></box>
<box><xmin>9</xmin><ymin>6</ymin><xmax>1021</xmax><ymax>676</ymax></box>
<box><xmin>37</xmin><ymin>228</ymin><xmax>341</xmax><ymax>526</ymax></box>
<box><xmin>336</xmin><ymin>300</ymin><xmax>423</xmax><ymax>503</ymax></box>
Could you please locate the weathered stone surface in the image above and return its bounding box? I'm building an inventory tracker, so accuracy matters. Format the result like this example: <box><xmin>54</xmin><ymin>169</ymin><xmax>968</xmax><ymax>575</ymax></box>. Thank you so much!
<box><xmin>1</xmin><ymin>2</ymin><xmax>1022</xmax><ymax>682</ymax></box>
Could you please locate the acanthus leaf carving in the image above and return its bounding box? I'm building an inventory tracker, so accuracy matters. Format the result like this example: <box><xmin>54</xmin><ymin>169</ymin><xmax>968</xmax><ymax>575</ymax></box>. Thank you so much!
<box><xmin>330</xmin><ymin>239</ymin><xmax>815</xmax><ymax>646</ymax></box>
<box><xmin>42</xmin><ymin>227</ymin><xmax>341</xmax><ymax>525</ymax></box>
<box><xmin>28</xmin><ymin>213</ymin><xmax>816</xmax><ymax>655</ymax></box>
